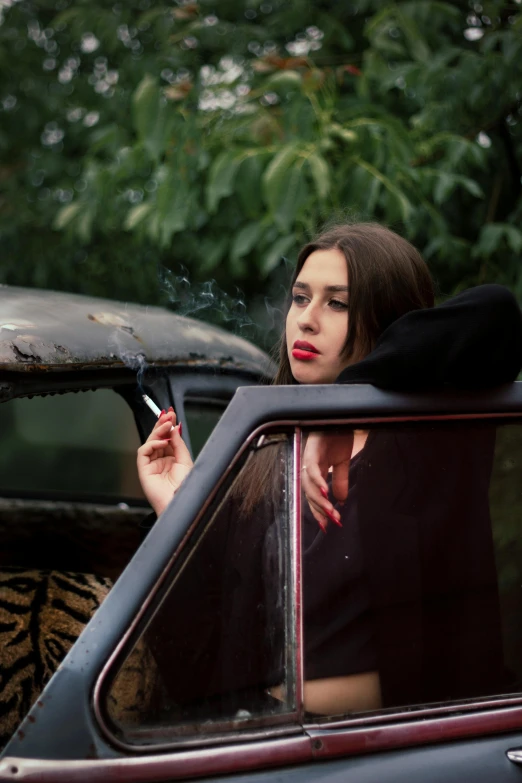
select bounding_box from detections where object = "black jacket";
[336,284,522,389]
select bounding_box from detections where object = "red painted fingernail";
[160,409,166,416]
[320,487,328,499]
[179,422,183,438]
[318,519,327,534]
[168,406,174,412]
[324,508,342,528]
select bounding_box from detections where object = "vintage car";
[1,286,522,782]
[0,285,272,574]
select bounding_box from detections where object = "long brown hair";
[273,222,434,385]
[237,222,435,514]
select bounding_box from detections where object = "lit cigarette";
[142,394,175,431]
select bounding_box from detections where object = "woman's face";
[286,248,351,384]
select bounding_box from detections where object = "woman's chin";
[291,364,331,385]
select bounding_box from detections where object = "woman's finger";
[149,409,176,436]
[169,425,194,468]
[329,433,353,503]
[303,471,342,528]
[302,459,328,491]
[331,460,351,504]
[137,438,171,466]
[152,419,176,439]
[302,463,331,514]
[308,491,342,527]
[305,495,330,533]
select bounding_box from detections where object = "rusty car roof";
[0,286,273,376]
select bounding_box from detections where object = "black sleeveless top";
[303,451,377,680]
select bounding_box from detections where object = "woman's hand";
[302,431,353,532]
[137,407,194,517]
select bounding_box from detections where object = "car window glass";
[490,423,522,695]
[103,433,296,745]
[0,390,144,501]
[184,399,227,458]
[299,422,522,720]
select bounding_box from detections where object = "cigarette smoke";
[121,350,148,390]
[109,261,289,389]
[109,330,148,389]
[159,266,259,336]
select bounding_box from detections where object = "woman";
[138,222,522,715]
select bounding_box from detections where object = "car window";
[0,389,144,502]
[184,398,227,458]
[299,422,522,720]
[99,417,522,753]
[101,432,297,746]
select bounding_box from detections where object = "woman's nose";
[297,303,319,332]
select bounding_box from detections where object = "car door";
[3,384,522,782]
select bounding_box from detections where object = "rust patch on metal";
[10,336,71,364]
[0,354,267,375]
[0,342,17,363]
[88,313,143,342]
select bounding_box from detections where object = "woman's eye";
[292,293,309,305]
[329,299,349,311]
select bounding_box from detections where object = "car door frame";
[3,383,522,782]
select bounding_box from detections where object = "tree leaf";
[132,74,159,142]
[273,158,307,233]
[206,150,242,213]
[396,8,431,62]
[307,152,330,201]
[198,236,229,274]
[77,208,95,244]
[53,202,82,231]
[505,225,522,255]
[160,188,191,247]
[262,144,301,213]
[231,222,263,261]
[155,166,191,245]
[124,203,154,231]
[423,234,446,259]
[265,70,303,91]
[433,171,456,205]
[235,152,265,218]
[352,158,413,221]
[457,176,483,200]
[262,235,295,276]
[132,75,172,161]
[365,174,381,214]
[473,224,522,259]
[88,124,120,154]
[473,224,507,258]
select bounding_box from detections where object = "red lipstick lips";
[292,340,319,361]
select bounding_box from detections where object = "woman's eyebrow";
[293,281,349,293]
[325,285,349,293]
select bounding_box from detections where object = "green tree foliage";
[1,0,522,344]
